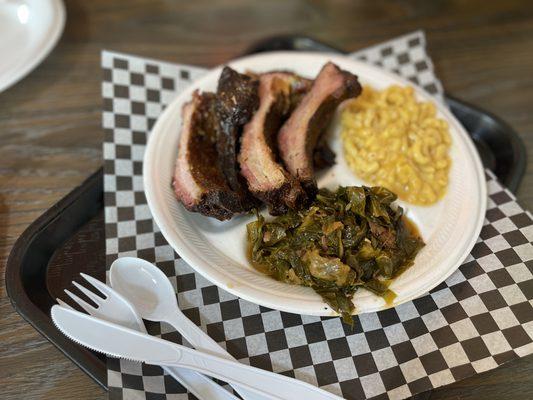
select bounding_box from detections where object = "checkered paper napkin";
[102,30,533,400]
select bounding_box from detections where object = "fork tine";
[64,289,97,313]
[80,273,111,297]
[56,298,75,310]
[72,281,104,306]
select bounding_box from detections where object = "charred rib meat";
[239,72,310,214]
[278,62,361,196]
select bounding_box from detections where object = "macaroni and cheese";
[341,85,451,205]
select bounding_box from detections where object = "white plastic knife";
[51,305,340,400]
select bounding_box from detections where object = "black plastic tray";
[5,36,527,394]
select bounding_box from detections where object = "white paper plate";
[144,52,486,317]
[0,0,65,93]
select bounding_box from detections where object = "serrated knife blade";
[51,305,180,364]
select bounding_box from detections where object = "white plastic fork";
[61,273,238,400]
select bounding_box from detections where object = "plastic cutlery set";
[52,257,339,400]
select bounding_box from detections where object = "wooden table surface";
[1,1,532,399]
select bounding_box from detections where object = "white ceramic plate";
[144,52,487,316]
[0,0,65,92]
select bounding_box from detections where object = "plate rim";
[143,51,487,316]
[0,0,66,93]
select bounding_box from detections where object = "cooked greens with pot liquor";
[246,186,425,324]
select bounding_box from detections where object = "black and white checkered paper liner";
[102,31,533,400]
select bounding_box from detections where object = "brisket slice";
[239,72,310,214]
[173,91,252,221]
[278,62,362,196]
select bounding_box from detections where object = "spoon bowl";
[109,257,179,322]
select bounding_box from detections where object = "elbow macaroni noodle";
[341,85,452,205]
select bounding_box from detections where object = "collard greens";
[247,186,425,324]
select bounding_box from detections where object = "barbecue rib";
[215,67,260,195]
[173,91,255,220]
[173,67,261,220]
[278,62,362,196]
[174,63,360,221]
[239,72,310,214]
